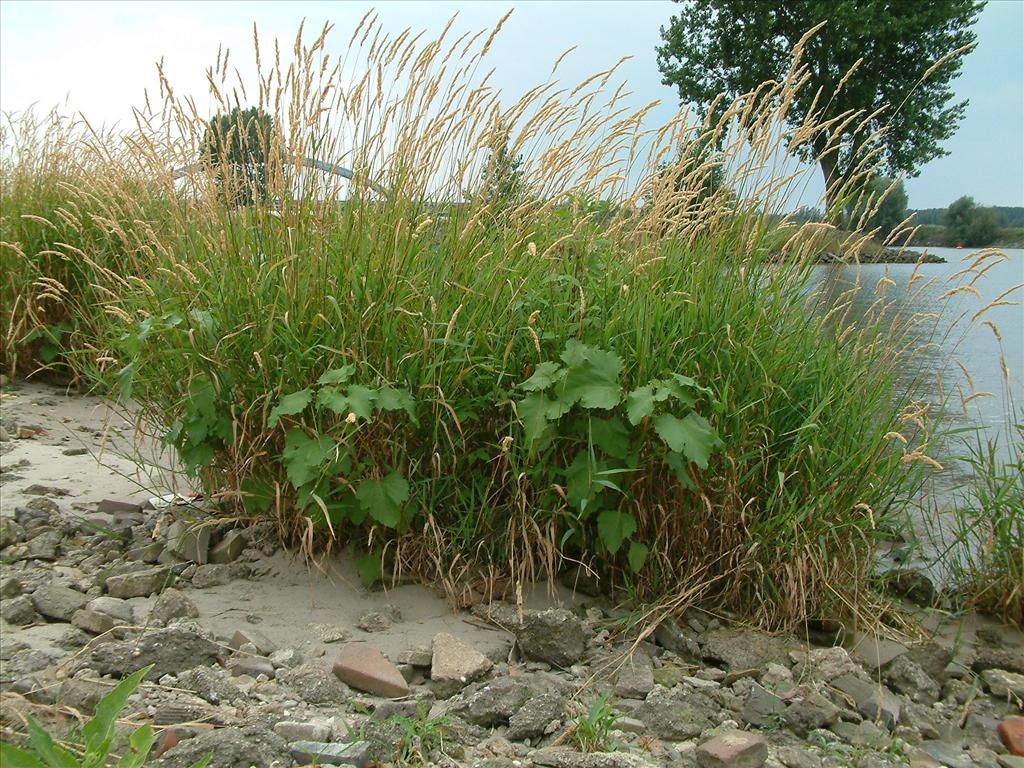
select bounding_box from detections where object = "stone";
[884,655,940,704]
[635,686,714,740]
[982,669,1024,700]
[884,568,936,605]
[654,619,701,660]
[269,648,304,669]
[332,643,409,697]
[358,604,401,632]
[907,643,954,684]
[614,651,655,699]
[57,677,116,714]
[514,608,586,667]
[174,665,242,705]
[776,746,823,768]
[832,674,901,730]
[229,628,277,656]
[26,530,61,560]
[164,520,212,564]
[431,632,492,692]
[398,644,433,667]
[274,721,332,742]
[785,690,840,736]
[3,648,57,677]
[288,740,372,767]
[997,757,1024,768]
[105,566,174,598]
[975,648,1024,675]
[793,646,866,683]
[71,608,117,635]
[210,529,247,564]
[999,716,1024,756]
[740,683,786,727]
[850,635,909,673]
[507,690,566,740]
[653,664,688,688]
[278,662,352,705]
[191,563,246,588]
[150,588,198,624]
[919,741,973,768]
[227,655,276,678]
[154,724,288,768]
[465,677,534,726]
[696,729,767,768]
[831,720,890,749]
[530,748,660,768]
[90,622,221,681]
[86,596,134,623]
[96,499,143,516]
[1,517,24,548]
[1,594,37,624]
[31,583,89,620]
[702,627,791,672]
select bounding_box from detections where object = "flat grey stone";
[288,740,371,767]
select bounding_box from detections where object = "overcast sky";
[1,0,1021,210]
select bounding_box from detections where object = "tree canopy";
[943,195,1000,245]
[203,107,276,207]
[656,0,984,213]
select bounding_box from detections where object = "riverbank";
[2,380,1023,767]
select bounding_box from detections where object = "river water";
[809,247,1023,572]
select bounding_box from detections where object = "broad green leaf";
[375,386,416,420]
[355,550,383,585]
[627,541,649,573]
[654,377,696,407]
[518,393,556,444]
[558,342,623,410]
[281,430,336,488]
[114,724,156,768]
[597,509,636,555]
[590,416,631,459]
[317,365,356,386]
[0,743,45,768]
[566,451,600,510]
[240,477,274,515]
[186,756,213,768]
[268,388,312,427]
[82,665,152,760]
[356,471,409,528]
[654,413,721,469]
[665,451,697,491]
[344,385,378,420]
[26,714,78,768]
[520,361,563,392]
[315,386,349,414]
[625,385,655,425]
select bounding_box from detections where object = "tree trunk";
[819,152,839,216]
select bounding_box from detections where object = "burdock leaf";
[268,388,312,426]
[519,393,556,444]
[317,365,356,386]
[625,385,655,425]
[627,541,649,573]
[356,471,409,528]
[520,361,563,391]
[281,430,335,488]
[654,412,721,469]
[597,509,636,555]
[344,385,378,420]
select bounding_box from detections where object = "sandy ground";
[0,380,583,663]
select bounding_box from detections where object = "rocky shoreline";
[2,383,1022,768]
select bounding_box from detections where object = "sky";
[1,0,1021,210]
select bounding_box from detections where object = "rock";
[702,628,791,672]
[0,517,24,548]
[506,690,566,740]
[274,720,332,742]
[288,740,372,767]
[174,665,243,705]
[398,645,433,668]
[999,716,1024,756]
[907,643,954,684]
[26,530,62,560]
[793,646,865,683]
[358,604,401,632]
[1,594,37,625]
[611,716,646,735]
[982,669,1024,700]
[71,608,118,635]
[90,623,221,681]
[150,588,198,624]
[155,724,288,768]
[831,720,890,749]
[164,520,212,564]
[331,643,409,697]
[105,565,174,598]
[997,756,1024,768]
[430,632,492,693]
[191,563,247,588]
[919,741,974,768]
[784,689,840,736]
[57,677,116,714]
[465,677,534,726]
[86,596,134,624]
[884,568,936,605]
[278,662,353,705]
[653,665,688,688]
[614,651,655,699]
[654,619,701,660]
[884,655,940,703]
[2,648,57,677]
[635,686,714,740]
[832,674,901,730]
[227,656,276,679]
[31,583,89,620]
[741,684,786,727]
[514,608,586,667]
[269,648,304,669]
[55,626,93,651]
[696,729,767,768]
[229,628,276,656]
[776,746,823,768]
[974,648,1024,675]
[531,748,660,768]
[850,635,909,673]
[210,529,247,564]
[96,499,143,516]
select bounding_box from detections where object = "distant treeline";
[910,206,1024,228]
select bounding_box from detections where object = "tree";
[656,1,984,214]
[847,176,908,239]
[943,195,999,245]
[478,120,527,212]
[203,107,276,207]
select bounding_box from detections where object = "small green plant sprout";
[570,692,617,752]
[0,664,211,768]
[388,701,451,766]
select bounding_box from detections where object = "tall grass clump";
[3,17,945,628]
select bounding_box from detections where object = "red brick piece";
[332,642,410,698]
[696,729,767,768]
[999,716,1024,756]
